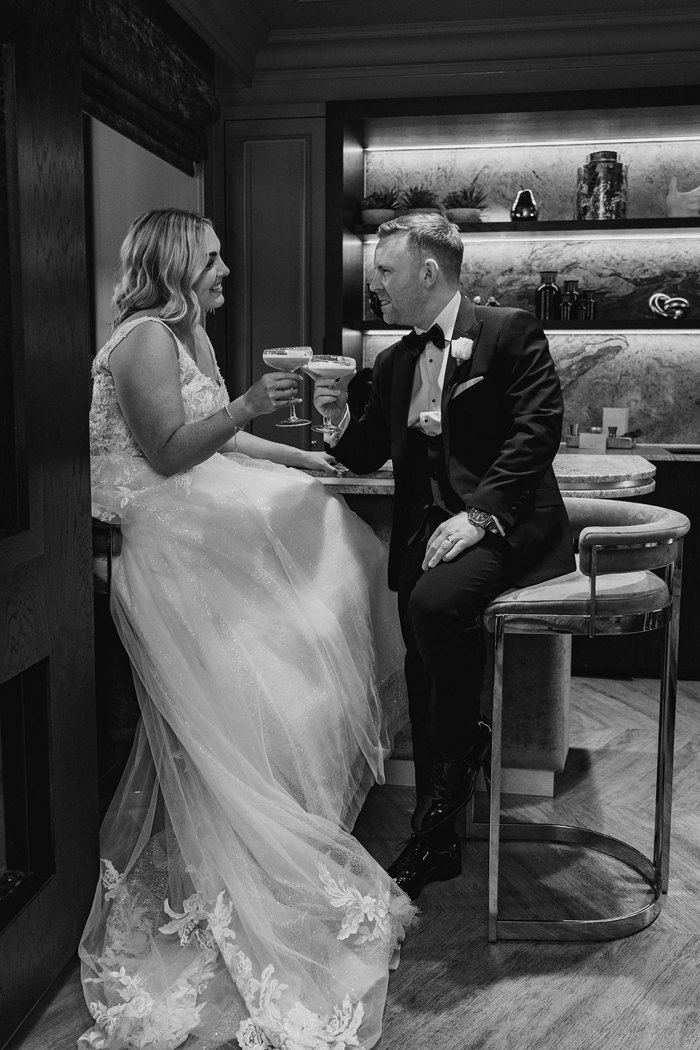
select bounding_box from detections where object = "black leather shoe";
[386,833,461,900]
[411,720,492,835]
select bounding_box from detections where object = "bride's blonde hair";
[112,208,214,328]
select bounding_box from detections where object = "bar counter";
[313,445,661,499]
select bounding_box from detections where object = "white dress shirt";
[330,291,463,444]
[407,291,462,436]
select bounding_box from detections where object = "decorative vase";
[360,208,395,225]
[576,150,627,221]
[534,271,561,320]
[445,207,482,224]
[666,176,700,217]
[511,189,538,221]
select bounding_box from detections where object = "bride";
[79,208,415,1050]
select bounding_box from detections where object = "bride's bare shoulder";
[109,315,181,373]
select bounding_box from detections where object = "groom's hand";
[422,512,485,570]
[313,382,348,427]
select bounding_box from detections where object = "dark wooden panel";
[0,44,43,571]
[324,116,364,358]
[0,45,22,541]
[0,0,98,1042]
[224,117,326,449]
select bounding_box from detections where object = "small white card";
[579,431,607,451]
[602,407,630,438]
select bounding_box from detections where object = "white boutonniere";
[450,337,474,361]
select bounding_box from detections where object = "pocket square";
[451,376,485,399]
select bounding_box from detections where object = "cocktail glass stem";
[285,379,304,425]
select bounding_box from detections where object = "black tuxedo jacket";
[334,297,575,590]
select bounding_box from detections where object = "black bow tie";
[402,324,446,356]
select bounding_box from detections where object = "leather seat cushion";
[483,564,669,627]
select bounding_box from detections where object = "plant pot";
[446,207,483,224]
[407,206,442,214]
[360,208,395,225]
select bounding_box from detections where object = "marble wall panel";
[550,331,700,443]
[361,331,700,445]
[362,235,699,322]
[366,140,700,220]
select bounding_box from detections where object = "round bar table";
[552,451,655,498]
[311,450,656,501]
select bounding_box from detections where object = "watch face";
[468,509,492,528]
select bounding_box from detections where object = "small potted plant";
[399,185,442,213]
[360,186,400,225]
[443,180,488,223]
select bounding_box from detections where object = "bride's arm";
[110,321,300,476]
[220,431,345,475]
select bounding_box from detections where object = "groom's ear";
[422,257,439,286]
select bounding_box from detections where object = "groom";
[314,213,574,899]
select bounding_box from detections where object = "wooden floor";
[8,676,700,1050]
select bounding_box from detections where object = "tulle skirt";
[79,452,415,1050]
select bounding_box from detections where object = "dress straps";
[100,316,183,371]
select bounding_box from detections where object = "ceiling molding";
[166,0,269,83]
[265,8,700,43]
[166,4,700,89]
[256,9,700,71]
[252,49,700,86]
[218,48,700,112]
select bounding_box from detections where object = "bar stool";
[92,512,123,594]
[92,512,135,812]
[476,496,690,942]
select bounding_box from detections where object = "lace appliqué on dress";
[79,862,217,1050]
[90,318,228,514]
[316,861,391,945]
[83,858,414,1050]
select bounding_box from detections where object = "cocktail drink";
[262,346,313,427]
[304,355,357,437]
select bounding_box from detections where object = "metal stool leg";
[482,613,678,942]
[488,616,505,942]
[654,553,682,892]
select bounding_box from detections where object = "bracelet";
[223,402,242,450]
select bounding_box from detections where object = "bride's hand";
[243,372,302,416]
[296,451,347,476]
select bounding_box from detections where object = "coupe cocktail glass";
[304,355,357,438]
[262,346,313,427]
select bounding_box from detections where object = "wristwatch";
[466,506,496,533]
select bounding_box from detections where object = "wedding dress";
[79,317,415,1050]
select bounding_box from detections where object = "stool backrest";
[563,498,690,577]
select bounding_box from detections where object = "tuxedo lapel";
[391,341,418,472]
[443,297,483,462]
[443,296,483,402]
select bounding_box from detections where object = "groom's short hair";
[377,213,463,284]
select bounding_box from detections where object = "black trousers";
[397,508,513,799]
